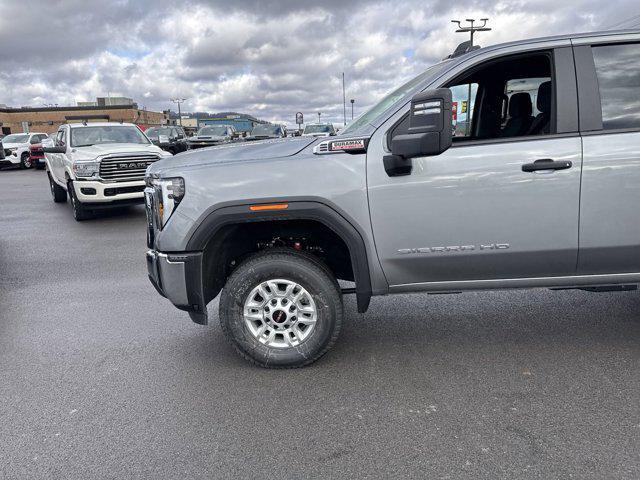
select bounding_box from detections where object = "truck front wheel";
[219,249,343,368]
[48,173,67,203]
[68,181,93,221]
[20,152,32,169]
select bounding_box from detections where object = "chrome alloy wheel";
[243,279,318,348]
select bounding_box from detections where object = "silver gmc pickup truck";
[145,29,640,368]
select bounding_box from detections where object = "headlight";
[73,161,100,178]
[148,177,185,227]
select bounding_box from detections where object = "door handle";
[522,159,572,172]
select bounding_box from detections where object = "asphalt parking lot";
[1,168,639,479]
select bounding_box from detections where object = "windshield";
[251,125,280,136]
[145,127,172,138]
[2,134,29,144]
[70,125,150,147]
[304,124,333,134]
[198,126,228,136]
[341,62,449,135]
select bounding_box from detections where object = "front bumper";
[0,152,20,165]
[73,179,146,204]
[146,249,208,324]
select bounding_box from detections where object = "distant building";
[76,97,136,108]
[0,104,168,135]
[197,113,266,134]
[97,96,135,107]
[178,117,198,129]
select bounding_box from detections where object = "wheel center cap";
[272,310,287,323]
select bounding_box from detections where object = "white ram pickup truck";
[44,122,172,221]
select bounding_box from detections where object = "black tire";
[48,172,67,203]
[20,152,32,169]
[68,181,93,221]
[35,163,45,170]
[219,248,343,368]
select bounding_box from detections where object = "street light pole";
[350,99,355,120]
[170,98,187,126]
[451,18,490,136]
[318,112,321,123]
[342,72,347,126]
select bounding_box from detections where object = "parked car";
[186,125,237,149]
[301,123,336,137]
[1,132,49,169]
[44,122,172,221]
[246,124,287,141]
[145,126,188,155]
[29,133,54,170]
[145,29,640,368]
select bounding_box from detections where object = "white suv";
[44,122,172,221]
[1,132,49,169]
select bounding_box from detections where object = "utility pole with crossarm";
[170,98,187,127]
[451,18,491,48]
[451,18,491,135]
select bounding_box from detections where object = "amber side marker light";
[249,203,289,212]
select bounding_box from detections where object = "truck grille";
[99,154,160,182]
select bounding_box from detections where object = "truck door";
[367,47,583,287]
[573,40,640,274]
[52,128,67,182]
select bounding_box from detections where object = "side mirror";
[43,146,66,154]
[384,88,453,176]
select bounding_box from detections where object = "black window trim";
[575,40,640,136]
[385,47,579,149]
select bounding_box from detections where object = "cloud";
[0,0,636,125]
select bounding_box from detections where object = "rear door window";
[592,43,640,130]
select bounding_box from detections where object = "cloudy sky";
[0,0,637,125]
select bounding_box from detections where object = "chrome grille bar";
[99,154,160,182]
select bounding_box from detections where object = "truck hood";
[73,143,166,158]
[189,135,226,141]
[148,137,317,176]
[2,142,28,149]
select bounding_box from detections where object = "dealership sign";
[296,112,303,125]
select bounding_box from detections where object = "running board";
[389,273,640,294]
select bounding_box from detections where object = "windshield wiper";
[74,143,95,147]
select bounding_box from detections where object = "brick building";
[0,105,169,135]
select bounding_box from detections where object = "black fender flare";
[186,199,372,313]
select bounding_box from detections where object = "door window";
[447,54,553,141]
[389,53,554,145]
[450,83,478,138]
[592,43,640,130]
[56,130,66,147]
